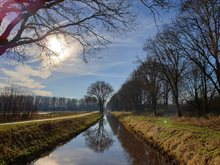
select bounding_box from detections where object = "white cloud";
[34,90,52,96]
[52,55,131,79]
[2,67,47,89]
[15,65,51,79]
[0,64,53,96]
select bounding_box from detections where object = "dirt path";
[0,111,99,126]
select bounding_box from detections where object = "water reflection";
[107,114,164,165]
[83,118,114,153]
[32,115,166,165]
[34,156,59,165]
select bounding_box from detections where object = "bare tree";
[0,84,36,120]
[144,29,188,117]
[139,0,175,25]
[108,82,132,111]
[107,93,121,111]
[0,0,133,61]
[108,0,219,116]
[184,61,216,115]
[137,58,162,115]
[174,0,220,94]
[112,78,144,112]
[87,81,113,113]
[122,77,145,112]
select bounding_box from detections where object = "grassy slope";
[112,112,220,165]
[0,112,102,165]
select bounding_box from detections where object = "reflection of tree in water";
[107,114,164,165]
[83,118,114,153]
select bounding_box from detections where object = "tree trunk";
[173,94,181,117]
[176,101,181,117]
[99,102,104,114]
[152,98,157,116]
[216,58,220,95]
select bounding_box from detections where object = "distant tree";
[87,81,114,113]
[34,96,41,111]
[58,97,66,110]
[121,75,145,112]
[51,97,57,110]
[107,93,121,111]
[84,95,97,104]
[0,84,36,119]
[137,58,162,115]
[184,61,216,115]
[107,73,146,113]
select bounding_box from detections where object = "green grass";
[112,112,220,165]
[0,112,102,165]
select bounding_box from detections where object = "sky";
[0,2,177,99]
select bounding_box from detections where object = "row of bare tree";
[35,95,98,112]
[108,0,220,116]
[0,84,99,120]
[0,85,36,119]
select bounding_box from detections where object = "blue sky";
[0,3,177,99]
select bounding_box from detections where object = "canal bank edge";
[0,112,102,165]
[111,112,220,165]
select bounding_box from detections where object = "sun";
[48,37,65,55]
[46,36,70,65]
[44,35,82,66]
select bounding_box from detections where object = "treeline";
[0,85,98,119]
[108,0,220,116]
[35,96,98,112]
[0,85,37,117]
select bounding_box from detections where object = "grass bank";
[111,112,220,165]
[0,112,102,165]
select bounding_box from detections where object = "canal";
[32,114,165,165]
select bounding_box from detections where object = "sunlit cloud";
[15,65,50,79]
[52,56,130,79]
[42,35,83,67]
[0,64,52,96]
[2,68,46,89]
[34,90,52,96]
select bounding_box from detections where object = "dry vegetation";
[0,112,102,165]
[112,112,220,165]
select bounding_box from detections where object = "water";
[32,114,165,165]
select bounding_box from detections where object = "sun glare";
[49,38,63,54]
[47,36,70,65]
[44,35,82,67]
